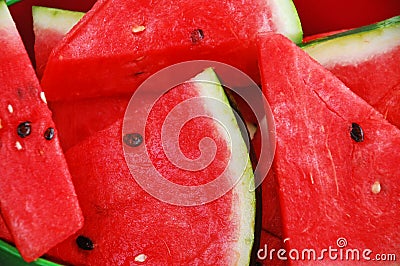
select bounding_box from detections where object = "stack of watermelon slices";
[1,0,400,265]
[2,0,302,265]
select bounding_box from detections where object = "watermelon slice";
[46,68,256,265]
[40,0,302,101]
[33,6,84,79]
[302,16,400,128]
[258,32,400,263]
[0,2,83,262]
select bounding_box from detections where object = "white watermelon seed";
[40,92,47,104]
[7,104,13,114]
[371,181,381,194]
[283,238,290,243]
[134,254,147,262]
[15,141,22,150]
[0,119,2,129]
[132,25,146,33]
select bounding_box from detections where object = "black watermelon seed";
[190,29,204,44]
[350,123,364,142]
[76,235,94,250]
[134,71,145,76]
[17,122,31,138]
[44,127,55,140]
[123,133,143,147]
[17,88,23,98]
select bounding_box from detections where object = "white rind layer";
[269,0,303,44]
[0,1,15,30]
[192,68,255,266]
[304,25,400,67]
[32,6,84,35]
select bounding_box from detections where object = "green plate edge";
[300,15,400,48]
[0,240,61,266]
[6,0,21,6]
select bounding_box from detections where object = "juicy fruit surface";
[33,6,84,79]
[49,96,129,151]
[48,121,252,265]
[259,33,400,262]
[257,231,287,266]
[327,47,400,128]
[261,169,283,239]
[303,17,400,128]
[47,70,255,265]
[32,6,128,151]
[0,1,82,262]
[48,122,232,265]
[41,0,302,101]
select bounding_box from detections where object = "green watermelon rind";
[300,15,400,47]
[0,240,60,266]
[32,6,85,34]
[300,16,400,67]
[192,68,256,265]
[269,0,303,44]
[300,15,400,66]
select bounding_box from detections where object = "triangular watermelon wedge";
[258,33,400,263]
[0,2,82,262]
[40,0,302,101]
[302,16,400,129]
[46,68,256,265]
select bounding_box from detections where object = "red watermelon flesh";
[32,7,130,151]
[47,69,255,265]
[303,16,400,128]
[261,169,284,239]
[0,213,12,243]
[33,6,84,79]
[252,129,284,239]
[257,230,287,266]
[0,2,82,262]
[327,47,400,128]
[49,96,129,151]
[40,0,302,101]
[301,29,350,43]
[259,32,400,263]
